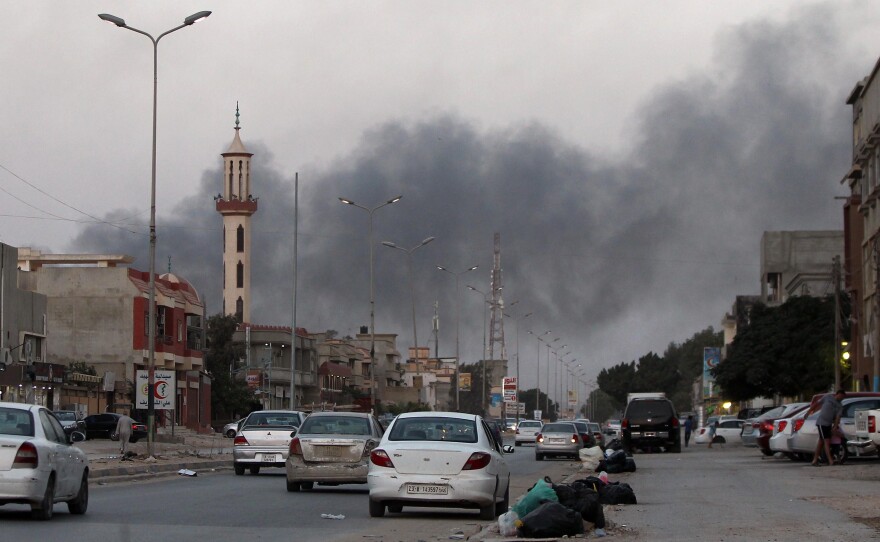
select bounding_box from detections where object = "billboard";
[135,369,175,410]
[567,389,577,407]
[503,376,518,404]
[459,372,471,392]
[703,347,721,399]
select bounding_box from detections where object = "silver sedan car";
[0,402,89,520]
[286,412,383,491]
[233,410,305,475]
[535,422,581,460]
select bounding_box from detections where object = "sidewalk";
[78,431,234,482]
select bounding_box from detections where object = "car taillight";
[463,452,491,470]
[233,435,250,446]
[778,420,788,432]
[870,415,877,434]
[536,433,543,443]
[699,428,706,435]
[672,417,680,428]
[12,442,38,469]
[621,419,629,429]
[289,437,302,456]
[793,419,804,432]
[760,421,773,434]
[370,449,395,468]
[571,434,579,444]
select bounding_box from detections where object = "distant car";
[367,411,513,519]
[504,418,518,431]
[233,410,306,475]
[535,422,582,460]
[694,418,744,444]
[603,419,621,439]
[515,419,543,446]
[286,412,383,491]
[223,418,245,438]
[572,421,594,448]
[0,401,89,520]
[53,410,86,435]
[83,413,147,443]
[622,397,681,453]
[486,420,504,445]
[587,422,605,448]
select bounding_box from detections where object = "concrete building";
[760,231,843,303]
[215,105,258,323]
[15,248,212,432]
[842,58,880,391]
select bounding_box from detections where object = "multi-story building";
[15,248,212,432]
[760,231,843,303]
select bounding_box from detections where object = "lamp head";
[98,13,126,27]
[184,11,212,25]
[338,197,355,205]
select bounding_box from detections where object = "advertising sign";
[459,372,471,392]
[503,376,518,404]
[533,409,542,420]
[703,347,721,399]
[567,389,577,407]
[135,369,175,410]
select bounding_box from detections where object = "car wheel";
[109,432,119,442]
[249,466,260,475]
[67,473,89,515]
[369,499,385,518]
[301,482,314,491]
[286,480,300,492]
[479,502,496,520]
[234,464,245,476]
[535,452,543,461]
[226,429,236,438]
[495,484,510,516]
[387,505,403,513]
[31,475,54,521]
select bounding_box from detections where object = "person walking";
[812,389,846,466]
[707,419,719,449]
[684,415,694,447]
[115,412,135,457]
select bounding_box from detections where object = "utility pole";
[833,255,841,391]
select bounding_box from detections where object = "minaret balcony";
[216,198,258,215]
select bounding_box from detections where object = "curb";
[89,458,231,481]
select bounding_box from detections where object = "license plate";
[645,432,656,437]
[318,446,344,458]
[406,484,448,495]
[260,454,278,463]
[549,438,564,443]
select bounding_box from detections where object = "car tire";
[31,475,54,521]
[249,466,260,475]
[369,499,385,518]
[387,505,403,513]
[234,464,245,476]
[535,452,543,461]
[286,480,300,492]
[479,502,496,520]
[226,429,236,438]
[495,484,510,516]
[301,482,314,491]
[67,473,88,515]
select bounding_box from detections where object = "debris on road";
[177,469,198,476]
[320,513,345,520]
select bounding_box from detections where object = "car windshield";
[388,417,477,443]
[519,421,541,428]
[626,400,673,417]
[0,408,34,437]
[588,423,601,432]
[542,423,576,433]
[573,422,588,432]
[243,413,301,428]
[55,411,76,421]
[300,415,371,435]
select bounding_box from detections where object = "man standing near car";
[116,412,135,457]
[812,389,846,466]
[684,415,694,447]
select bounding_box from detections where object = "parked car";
[754,403,810,455]
[572,421,595,448]
[622,397,681,453]
[788,397,880,463]
[233,410,306,475]
[286,412,383,491]
[514,419,542,446]
[0,402,89,520]
[53,410,86,435]
[768,407,811,458]
[694,418,744,444]
[367,411,513,519]
[536,421,582,460]
[82,413,147,442]
[222,417,245,438]
[603,419,621,438]
[587,422,605,448]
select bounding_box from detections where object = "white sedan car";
[367,411,513,520]
[694,418,744,444]
[0,402,89,520]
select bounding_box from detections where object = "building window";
[237,261,244,288]
[235,297,243,319]
[237,225,244,253]
[223,226,226,254]
[178,321,183,343]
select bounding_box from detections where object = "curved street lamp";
[437,264,478,410]
[382,236,435,400]
[339,195,402,413]
[98,10,211,458]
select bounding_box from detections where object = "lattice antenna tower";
[488,232,507,361]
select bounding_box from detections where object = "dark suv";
[622,397,681,453]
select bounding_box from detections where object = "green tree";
[713,296,836,401]
[204,313,253,421]
[596,361,636,405]
[451,362,495,415]
[519,387,557,421]
[662,327,723,411]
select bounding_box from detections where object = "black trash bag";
[607,449,627,465]
[599,482,637,505]
[595,459,607,472]
[624,456,637,472]
[550,482,605,529]
[518,501,585,538]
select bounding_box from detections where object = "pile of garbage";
[498,472,638,538]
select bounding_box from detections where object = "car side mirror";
[502,444,514,454]
[289,428,298,437]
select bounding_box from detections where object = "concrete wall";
[760,231,843,302]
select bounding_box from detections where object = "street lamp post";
[529,330,550,419]
[339,196,403,414]
[382,237,435,402]
[467,285,491,416]
[437,265,478,410]
[99,10,211,458]
[505,306,530,427]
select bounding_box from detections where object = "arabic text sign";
[135,370,176,410]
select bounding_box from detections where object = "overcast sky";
[2,2,877,398]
